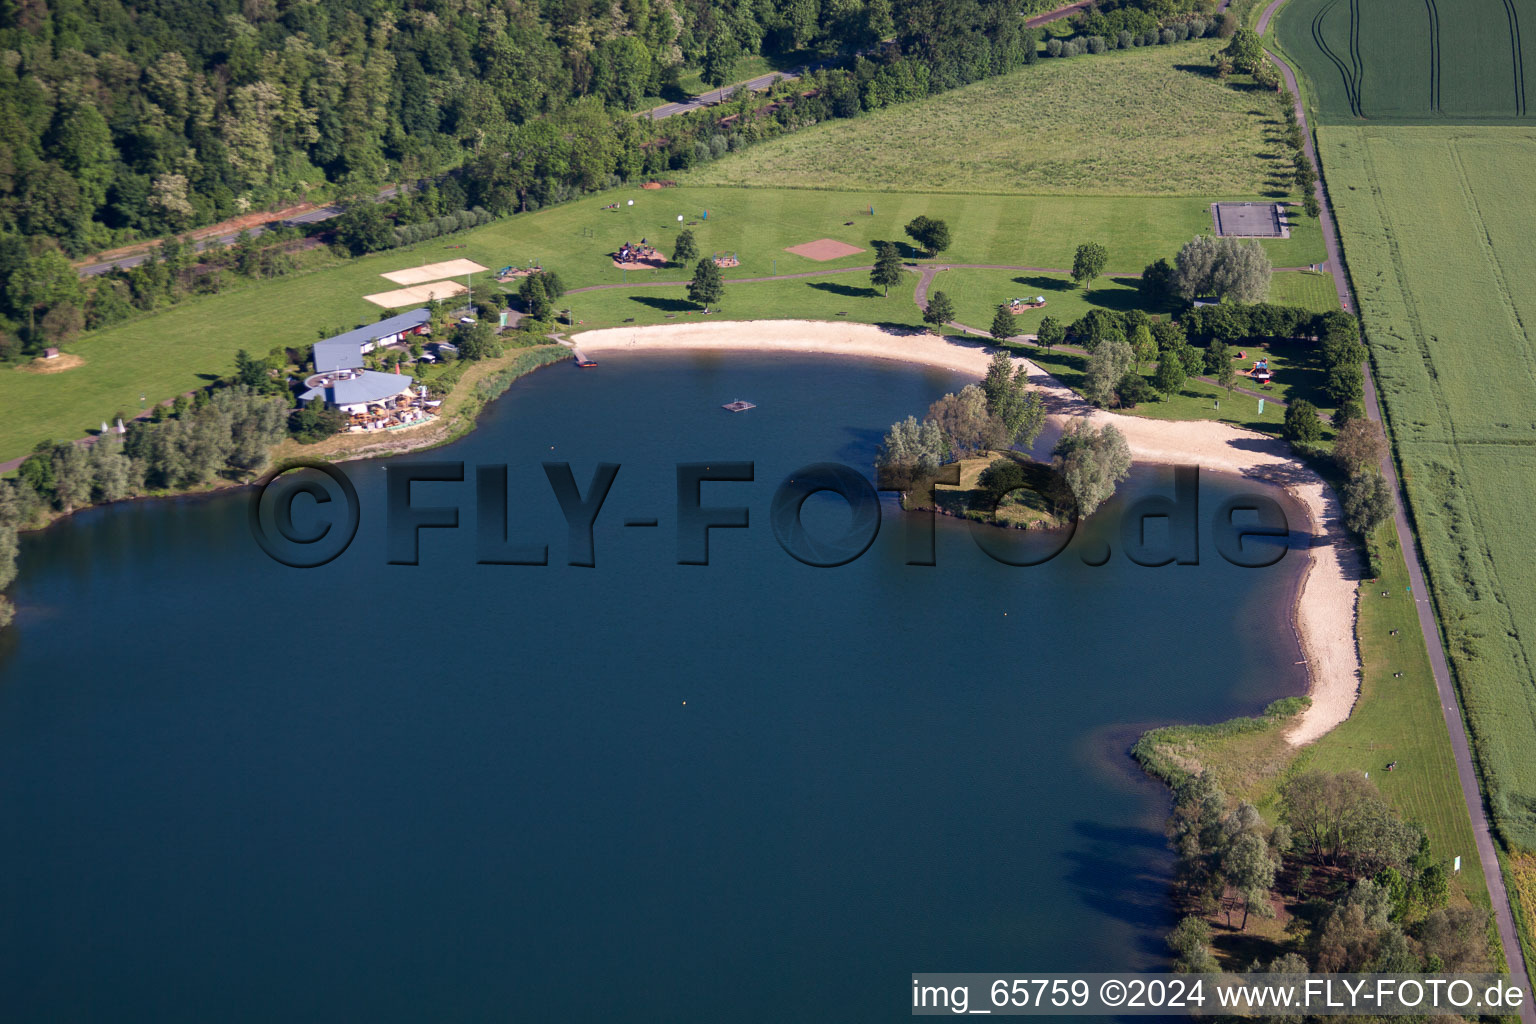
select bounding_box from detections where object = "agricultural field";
[685,40,1298,197]
[0,186,1325,462]
[1318,125,1536,876]
[1275,0,1536,123]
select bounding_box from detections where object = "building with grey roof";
[301,308,428,413]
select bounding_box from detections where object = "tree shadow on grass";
[1085,282,1151,313]
[1174,62,1219,78]
[630,295,696,313]
[1014,275,1074,291]
[808,281,881,299]
[870,238,924,261]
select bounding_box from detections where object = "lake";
[0,351,1306,1021]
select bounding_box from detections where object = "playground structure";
[495,263,540,283]
[712,252,740,268]
[1239,356,1274,384]
[1007,296,1047,313]
[613,241,666,269]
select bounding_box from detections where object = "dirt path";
[1259,0,1535,1009]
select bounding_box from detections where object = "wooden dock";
[571,347,597,368]
[722,400,756,412]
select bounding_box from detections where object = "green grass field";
[685,40,1300,196]
[1320,126,1536,876]
[1266,268,1341,311]
[0,185,1325,463]
[1276,0,1536,123]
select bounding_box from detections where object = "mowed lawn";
[1266,269,1340,312]
[1320,126,1536,938]
[685,40,1296,196]
[0,186,1324,462]
[1276,0,1536,123]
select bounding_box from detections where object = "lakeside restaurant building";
[300,308,430,416]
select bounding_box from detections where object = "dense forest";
[0,0,1043,251]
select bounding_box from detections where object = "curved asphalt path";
[1258,0,1534,1007]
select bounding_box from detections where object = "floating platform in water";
[571,347,597,368]
[722,400,756,412]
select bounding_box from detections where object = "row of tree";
[1164,769,1485,975]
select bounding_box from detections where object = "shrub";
[1087,35,1106,53]
[1284,398,1324,444]
[1117,30,1134,48]
[1189,18,1208,37]
[1046,38,1064,57]
[1160,28,1177,44]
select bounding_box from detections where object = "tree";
[1155,352,1188,396]
[1334,417,1386,475]
[673,229,699,265]
[871,242,904,296]
[927,384,1006,457]
[1220,27,1266,73]
[1140,258,1178,306]
[1174,235,1271,303]
[981,351,1046,449]
[1117,371,1154,408]
[688,258,724,312]
[923,290,955,334]
[1052,420,1131,518]
[519,272,560,319]
[1327,362,1365,406]
[1130,323,1157,371]
[977,458,1028,504]
[1214,346,1238,394]
[1343,471,1394,536]
[990,304,1017,342]
[1223,831,1278,930]
[1284,398,1323,444]
[699,30,740,102]
[1036,316,1065,351]
[1084,339,1134,407]
[1166,917,1219,974]
[875,415,947,482]
[335,202,392,256]
[904,216,951,258]
[1071,242,1108,288]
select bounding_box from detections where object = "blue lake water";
[0,352,1306,1021]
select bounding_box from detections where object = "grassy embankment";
[1,38,1323,464]
[684,39,1297,197]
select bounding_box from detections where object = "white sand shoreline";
[572,319,1360,745]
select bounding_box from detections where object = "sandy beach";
[572,319,1360,745]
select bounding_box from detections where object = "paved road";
[639,64,821,121]
[76,185,403,278]
[1259,0,1535,1009]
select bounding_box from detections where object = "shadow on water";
[1067,820,1176,962]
